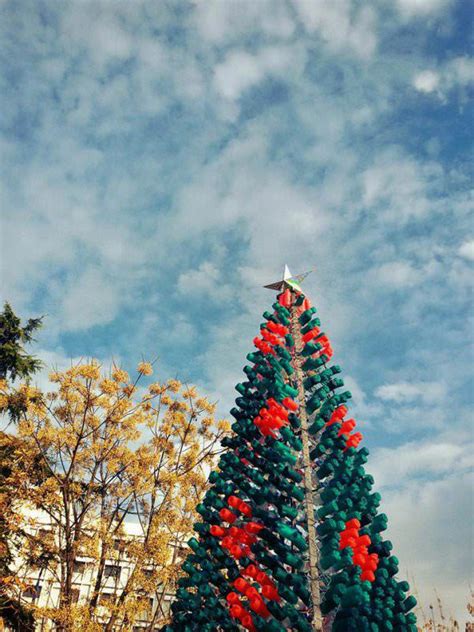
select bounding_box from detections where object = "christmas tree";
[165,267,417,631]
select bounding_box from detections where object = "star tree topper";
[264,265,312,291]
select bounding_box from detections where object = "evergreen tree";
[0,302,42,631]
[166,270,417,631]
[0,301,43,382]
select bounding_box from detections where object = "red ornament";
[210,525,226,537]
[358,534,371,547]
[244,564,258,578]
[219,508,237,523]
[327,405,348,426]
[230,544,244,559]
[360,570,376,582]
[249,596,270,618]
[241,614,256,631]
[227,495,241,509]
[262,584,280,601]
[302,326,321,342]
[230,604,244,619]
[221,536,233,549]
[233,577,250,593]
[339,519,379,581]
[278,289,292,307]
[338,418,356,436]
[226,592,241,605]
[282,397,298,411]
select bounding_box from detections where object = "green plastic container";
[298,306,317,325]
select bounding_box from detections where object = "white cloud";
[382,404,449,434]
[61,8,134,69]
[370,439,471,487]
[413,69,440,93]
[342,375,382,425]
[193,0,295,43]
[214,51,267,101]
[458,239,474,261]
[60,268,122,331]
[374,380,447,404]
[396,0,452,18]
[291,0,378,59]
[376,261,423,288]
[413,57,474,98]
[167,128,330,277]
[167,315,196,345]
[362,148,442,222]
[379,472,473,626]
[447,56,474,87]
[368,434,473,624]
[177,261,233,301]
[213,46,301,102]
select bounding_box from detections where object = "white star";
[264,265,312,291]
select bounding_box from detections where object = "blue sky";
[1,0,473,624]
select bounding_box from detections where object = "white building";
[8,510,178,632]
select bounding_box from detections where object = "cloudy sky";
[1,0,473,624]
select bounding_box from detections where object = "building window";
[99,593,114,607]
[161,598,171,617]
[154,596,172,620]
[37,528,50,538]
[104,564,121,580]
[23,585,42,601]
[71,588,80,604]
[137,597,154,622]
[113,538,125,552]
[73,560,86,574]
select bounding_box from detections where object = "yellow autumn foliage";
[0,360,229,632]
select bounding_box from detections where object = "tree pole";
[289,301,323,632]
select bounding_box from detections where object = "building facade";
[6,510,177,632]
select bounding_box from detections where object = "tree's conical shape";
[165,286,417,631]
